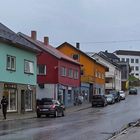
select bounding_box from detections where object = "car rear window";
[37,98,53,105]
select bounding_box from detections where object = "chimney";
[31,31,37,40]
[44,36,49,45]
[76,42,80,49]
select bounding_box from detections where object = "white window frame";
[24,60,34,74]
[68,68,73,78]
[60,66,67,76]
[7,89,17,112]
[37,64,46,75]
[6,55,16,71]
[74,70,79,79]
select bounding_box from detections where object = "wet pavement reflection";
[0,88,140,140]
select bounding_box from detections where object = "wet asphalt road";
[0,88,140,140]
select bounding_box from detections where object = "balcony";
[81,75,95,83]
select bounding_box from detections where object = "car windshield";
[106,95,113,98]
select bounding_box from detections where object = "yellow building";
[57,42,108,102]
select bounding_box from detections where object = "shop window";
[67,90,72,103]
[4,89,17,112]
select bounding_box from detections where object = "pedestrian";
[1,96,8,120]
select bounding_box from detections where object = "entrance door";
[21,90,25,114]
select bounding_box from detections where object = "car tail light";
[51,104,55,109]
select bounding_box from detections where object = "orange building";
[57,42,108,102]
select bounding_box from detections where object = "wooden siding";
[57,43,106,85]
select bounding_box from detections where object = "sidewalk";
[0,102,91,122]
[108,120,140,140]
[110,126,140,140]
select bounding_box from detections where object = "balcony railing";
[81,75,95,83]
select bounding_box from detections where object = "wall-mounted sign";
[4,83,17,89]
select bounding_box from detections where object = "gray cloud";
[1,0,140,52]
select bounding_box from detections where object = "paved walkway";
[111,126,140,140]
[0,102,91,122]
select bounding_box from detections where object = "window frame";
[74,70,79,79]
[68,68,73,78]
[60,66,67,76]
[24,60,34,74]
[37,64,46,75]
[6,55,16,71]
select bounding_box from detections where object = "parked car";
[129,88,137,95]
[91,94,107,107]
[109,90,121,102]
[119,90,126,100]
[36,98,65,118]
[105,94,115,104]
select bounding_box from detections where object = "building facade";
[20,32,81,107]
[57,42,107,102]
[114,50,140,80]
[89,52,121,92]
[0,23,39,114]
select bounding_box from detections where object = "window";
[24,60,34,74]
[72,54,80,61]
[3,89,17,112]
[37,64,46,75]
[131,66,134,70]
[74,70,79,79]
[98,72,101,78]
[135,66,139,71]
[131,59,134,63]
[121,58,125,62]
[60,67,67,76]
[6,55,16,71]
[135,59,139,63]
[126,58,129,63]
[135,73,139,76]
[68,68,73,78]
[102,73,104,79]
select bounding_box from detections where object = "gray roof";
[0,23,40,53]
[114,50,140,56]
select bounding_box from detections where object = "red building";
[19,31,81,106]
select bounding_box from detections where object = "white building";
[87,52,121,92]
[114,50,140,79]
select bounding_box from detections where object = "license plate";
[42,109,48,111]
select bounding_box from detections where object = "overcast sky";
[1,0,140,52]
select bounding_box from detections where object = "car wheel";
[46,114,49,117]
[37,114,41,118]
[54,110,58,117]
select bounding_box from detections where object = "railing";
[81,75,95,83]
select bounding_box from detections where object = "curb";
[0,104,91,122]
[107,119,140,140]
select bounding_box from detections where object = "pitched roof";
[98,51,120,68]
[114,50,140,56]
[57,42,96,61]
[18,33,81,65]
[57,42,109,69]
[0,23,40,53]
[101,51,119,60]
